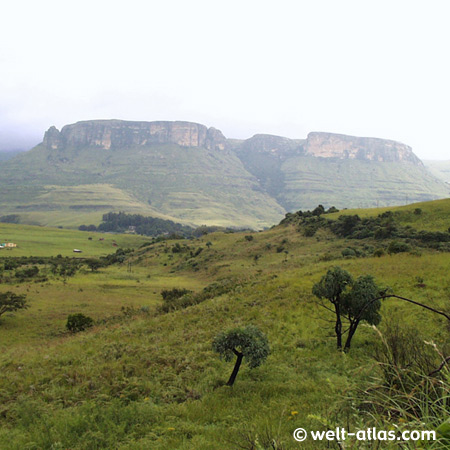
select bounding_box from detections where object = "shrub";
[342,248,357,258]
[66,313,94,332]
[387,240,411,254]
[0,292,28,319]
[244,235,254,242]
[373,248,385,257]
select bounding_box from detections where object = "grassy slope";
[0,200,449,449]
[424,160,450,183]
[0,143,285,229]
[280,156,449,210]
[327,197,450,232]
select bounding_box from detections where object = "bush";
[387,240,411,254]
[244,235,254,242]
[160,280,236,313]
[66,313,94,332]
[373,248,385,257]
[341,248,357,258]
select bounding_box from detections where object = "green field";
[0,223,150,257]
[0,200,449,449]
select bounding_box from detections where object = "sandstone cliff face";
[42,120,423,166]
[43,120,227,151]
[304,132,422,165]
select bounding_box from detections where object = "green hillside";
[0,141,285,229]
[280,156,447,210]
[0,120,448,230]
[0,200,449,449]
[327,198,450,232]
[424,160,450,183]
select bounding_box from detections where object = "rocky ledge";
[42,120,423,165]
[43,120,227,151]
[304,132,422,165]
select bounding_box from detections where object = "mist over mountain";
[0,120,448,229]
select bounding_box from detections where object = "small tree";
[341,275,383,351]
[86,259,102,272]
[0,291,28,320]
[66,313,94,332]
[312,266,353,349]
[212,325,269,386]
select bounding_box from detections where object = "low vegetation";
[0,199,448,449]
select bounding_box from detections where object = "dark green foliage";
[387,240,411,254]
[189,247,203,258]
[3,259,19,271]
[66,313,94,333]
[160,279,237,313]
[330,214,363,237]
[283,207,450,250]
[0,214,21,224]
[15,265,39,280]
[171,243,181,253]
[244,235,254,242]
[313,267,385,351]
[312,267,353,349]
[341,275,384,351]
[0,256,80,283]
[312,204,325,216]
[212,325,269,386]
[160,288,193,313]
[303,225,317,237]
[161,288,192,302]
[281,205,339,226]
[101,248,133,265]
[85,259,103,272]
[0,291,28,319]
[341,248,357,258]
[80,212,194,238]
[78,224,97,231]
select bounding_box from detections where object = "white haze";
[0,0,449,160]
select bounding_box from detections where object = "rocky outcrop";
[304,132,422,165]
[43,120,227,151]
[42,120,423,166]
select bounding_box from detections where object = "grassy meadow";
[0,223,150,257]
[0,200,449,449]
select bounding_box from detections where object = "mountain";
[0,150,24,162]
[423,160,450,183]
[0,120,448,229]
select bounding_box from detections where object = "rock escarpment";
[43,120,227,151]
[304,132,422,165]
[42,119,423,166]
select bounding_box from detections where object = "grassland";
[0,223,150,257]
[0,200,448,449]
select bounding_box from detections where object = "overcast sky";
[1,0,449,159]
